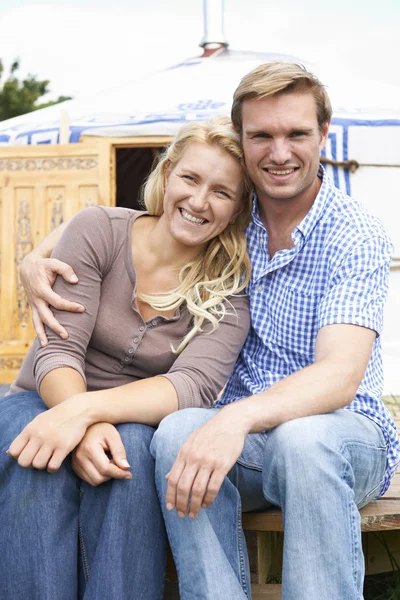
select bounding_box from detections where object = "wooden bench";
[165,419,400,600]
[164,472,400,599]
[242,470,400,599]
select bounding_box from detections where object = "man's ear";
[319,120,330,151]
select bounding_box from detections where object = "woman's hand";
[20,251,84,345]
[72,423,132,486]
[7,395,94,472]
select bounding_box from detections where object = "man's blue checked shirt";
[217,166,400,496]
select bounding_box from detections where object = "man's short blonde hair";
[231,62,332,132]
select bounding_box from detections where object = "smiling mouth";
[179,208,208,225]
[264,168,298,176]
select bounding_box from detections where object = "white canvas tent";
[0,46,399,392]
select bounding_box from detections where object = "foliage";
[383,395,400,418]
[0,59,72,121]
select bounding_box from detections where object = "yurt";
[0,0,399,390]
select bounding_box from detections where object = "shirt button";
[128,348,134,354]
[152,320,158,326]
[124,357,130,362]
[133,337,139,343]
[139,326,145,332]
[257,285,263,292]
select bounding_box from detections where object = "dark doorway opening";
[115,147,163,210]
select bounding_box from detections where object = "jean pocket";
[357,475,386,509]
[237,431,268,471]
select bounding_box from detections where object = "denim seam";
[78,487,90,585]
[349,486,359,597]
[78,521,90,584]
[236,495,251,599]
[339,440,387,505]
[339,444,370,598]
[236,458,263,471]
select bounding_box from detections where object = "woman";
[0,117,252,600]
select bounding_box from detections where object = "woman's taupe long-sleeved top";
[9,207,250,409]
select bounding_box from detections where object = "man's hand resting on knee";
[165,406,248,519]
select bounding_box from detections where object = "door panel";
[0,142,113,383]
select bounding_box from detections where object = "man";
[148,62,400,599]
[20,63,399,599]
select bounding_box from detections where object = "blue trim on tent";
[342,126,351,195]
[3,114,400,145]
[327,132,340,189]
[331,117,400,127]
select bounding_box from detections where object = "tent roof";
[1,47,400,145]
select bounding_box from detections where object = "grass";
[383,395,400,418]
[365,572,400,600]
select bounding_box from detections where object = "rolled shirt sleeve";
[318,234,393,336]
[33,206,114,390]
[162,294,250,409]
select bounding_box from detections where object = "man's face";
[241,91,329,206]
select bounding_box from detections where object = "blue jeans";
[0,391,167,600]
[150,407,388,600]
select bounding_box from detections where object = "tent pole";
[59,111,70,144]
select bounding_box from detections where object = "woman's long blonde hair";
[140,117,253,353]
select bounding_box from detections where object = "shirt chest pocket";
[266,286,321,358]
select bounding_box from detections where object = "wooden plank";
[80,135,171,148]
[243,509,283,533]
[360,500,400,531]
[243,500,400,534]
[162,583,282,600]
[252,584,282,600]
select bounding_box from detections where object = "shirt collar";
[251,165,334,241]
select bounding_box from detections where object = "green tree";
[0,59,72,122]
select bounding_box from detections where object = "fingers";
[7,430,30,461]
[47,448,69,473]
[186,467,211,519]
[43,287,84,313]
[72,429,132,487]
[166,458,186,512]
[32,307,48,346]
[201,470,225,509]
[73,453,131,486]
[165,452,227,519]
[34,299,69,340]
[32,295,84,342]
[90,447,131,481]
[50,260,79,285]
[107,428,131,470]
[34,291,85,341]
[8,431,68,473]
[72,456,112,486]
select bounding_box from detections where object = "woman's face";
[163,142,245,250]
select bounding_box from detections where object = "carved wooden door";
[0,141,113,383]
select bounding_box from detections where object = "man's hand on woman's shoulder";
[20,251,84,345]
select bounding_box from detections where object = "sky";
[1,0,400,103]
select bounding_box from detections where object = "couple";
[2,62,399,600]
